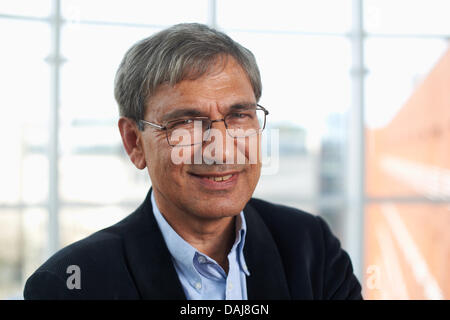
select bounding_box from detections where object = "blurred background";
[0,0,449,299]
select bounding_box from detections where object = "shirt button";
[197,255,207,263]
[227,282,233,291]
[195,282,202,290]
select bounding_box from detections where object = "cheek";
[247,163,261,185]
[144,139,181,182]
[238,135,261,164]
[169,144,200,165]
[151,151,175,174]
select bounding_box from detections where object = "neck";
[153,189,237,273]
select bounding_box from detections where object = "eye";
[230,112,249,118]
[167,119,193,130]
[229,111,256,121]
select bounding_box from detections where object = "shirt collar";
[234,208,250,276]
[150,190,250,281]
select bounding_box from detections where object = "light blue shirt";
[151,191,250,300]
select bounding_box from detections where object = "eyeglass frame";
[138,104,269,147]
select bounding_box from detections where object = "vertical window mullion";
[47,0,62,257]
[345,0,365,281]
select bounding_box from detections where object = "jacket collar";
[120,188,186,299]
[243,201,291,299]
[120,188,291,300]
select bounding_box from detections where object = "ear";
[118,117,147,170]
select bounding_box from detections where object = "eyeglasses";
[139,104,269,147]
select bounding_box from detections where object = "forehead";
[145,57,256,120]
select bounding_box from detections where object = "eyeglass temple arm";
[139,119,166,130]
[257,104,269,115]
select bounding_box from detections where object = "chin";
[190,198,248,219]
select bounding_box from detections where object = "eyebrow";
[161,108,205,122]
[227,102,257,112]
[161,102,257,122]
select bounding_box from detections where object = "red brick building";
[364,48,450,299]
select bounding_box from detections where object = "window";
[1,0,448,299]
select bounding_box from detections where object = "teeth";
[222,174,233,181]
[207,174,233,182]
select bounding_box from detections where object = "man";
[24,23,362,300]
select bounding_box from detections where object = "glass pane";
[365,38,448,130]
[365,39,450,198]
[0,20,50,205]
[0,208,48,299]
[364,0,450,35]
[60,206,132,247]
[227,32,351,130]
[217,0,352,33]
[0,0,51,17]
[229,32,351,238]
[62,0,209,25]
[61,24,158,121]
[59,153,149,204]
[60,24,154,205]
[364,203,450,299]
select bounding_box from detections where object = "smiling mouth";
[205,174,233,182]
[189,172,238,182]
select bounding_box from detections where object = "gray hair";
[114,23,262,128]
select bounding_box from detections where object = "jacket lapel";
[243,202,291,300]
[121,188,186,300]
[119,188,291,300]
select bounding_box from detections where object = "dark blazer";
[24,189,362,300]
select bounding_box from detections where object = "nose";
[203,119,234,164]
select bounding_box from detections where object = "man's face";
[141,56,261,220]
